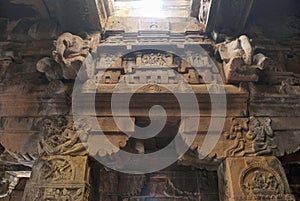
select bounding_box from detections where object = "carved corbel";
[216,35,267,84]
[52,32,92,80]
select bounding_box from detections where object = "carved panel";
[39,116,88,156]
[40,158,73,181]
[219,156,296,201]
[225,117,277,157]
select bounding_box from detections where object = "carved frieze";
[23,187,89,201]
[226,117,277,157]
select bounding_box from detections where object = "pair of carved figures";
[226,117,277,157]
[39,116,89,156]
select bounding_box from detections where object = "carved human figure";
[226,117,276,157]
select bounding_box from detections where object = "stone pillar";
[21,116,92,201]
[22,155,90,201]
[218,156,296,201]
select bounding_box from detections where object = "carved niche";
[225,117,277,157]
[216,35,268,83]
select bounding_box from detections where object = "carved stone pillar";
[22,155,90,201]
[218,156,296,201]
[22,116,91,201]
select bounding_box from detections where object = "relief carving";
[43,188,83,201]
[36,57,63,81]
[24,187,84,201]
[226,117,277,157]
[41,158,73,181]
[216,35,268,83]
[241,168,283,196]
[142,53,168,66]
[39,116,89,156]
[52,32,91,80]
[220,157,296,201]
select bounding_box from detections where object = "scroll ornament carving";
[52,32,91,80]
[216,35,268,83]
[39,116,89,156]
[226,117,277,157]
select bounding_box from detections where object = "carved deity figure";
[226,117,277,157]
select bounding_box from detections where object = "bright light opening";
[140,0,163,17]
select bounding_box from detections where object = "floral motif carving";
[226,117,277,157]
